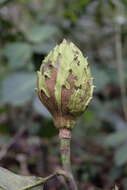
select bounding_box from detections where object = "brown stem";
[59,128,78,190]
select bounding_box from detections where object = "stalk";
[115,24,127,122]
[59,128,78,190]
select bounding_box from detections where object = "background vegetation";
[0,0,127,189]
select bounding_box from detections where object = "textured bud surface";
[36,39,94,129]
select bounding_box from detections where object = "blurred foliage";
[0,167,44,190]
[0,0,127,189]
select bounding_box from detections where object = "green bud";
[36,39,94,129]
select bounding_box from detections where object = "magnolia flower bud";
[36,39,94,129]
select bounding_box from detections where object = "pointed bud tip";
[62,39,72,44]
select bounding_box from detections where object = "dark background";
[0,0,127,189]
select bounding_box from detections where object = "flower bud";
[36,39,94,129]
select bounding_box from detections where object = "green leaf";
[0,0,10,6]
[0,167,44,190]
[91,65,110,92]
[3,42,32,69]
[2,72,36,105]
[0,135,11,145]
[33,40,55,54]
[24,24,59,43]
[104,129,127,147]
[115,144,127,166]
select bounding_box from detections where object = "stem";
[60,137,71,172]
[59,128,78,190]
[21,173,57,190]
[115,24,127,122]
